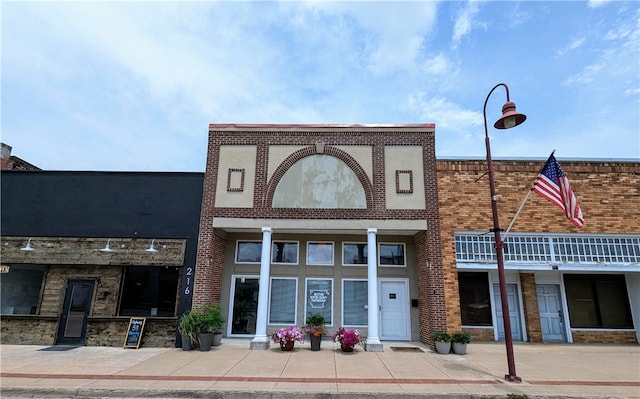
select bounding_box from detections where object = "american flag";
[532,153,584,228]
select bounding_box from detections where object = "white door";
[537,284,566,342]
[379,279,410,340]
[493,283,523,341]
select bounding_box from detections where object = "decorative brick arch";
[264,145,374,208]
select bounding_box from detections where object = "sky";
[2,0,639,172]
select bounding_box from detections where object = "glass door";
[230,276,259,336]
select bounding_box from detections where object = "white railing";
[455,233,640,265]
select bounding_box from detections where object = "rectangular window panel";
[342,243,367,265]
[236,241,262,263]
[458,272,492,326]
[305,279,333,325]
[0,265,45,314]
[269,278,297,325]
[307,242,334,265]
[343,280,368,326]
[271,242,298,264]
[379,243,405,266]
[119,266,179,317]
[564,274,633,328]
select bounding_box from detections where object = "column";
[250,226,272,350]
[366,228,383,352]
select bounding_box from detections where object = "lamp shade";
[494,101,526,129]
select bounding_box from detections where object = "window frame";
[342,242,368,266]
[304,278,334,326]
[341,278,368,327]
[306,241,335,266]
[268,277,298,325]
[271,241,299,265]
[378,242,406,267]
[235,241,262,264]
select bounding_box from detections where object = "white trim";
[306,241,335,266]
[271,240,300,265]
[341,278,368,327]
[228,274,259,338]
[378,277,411,341]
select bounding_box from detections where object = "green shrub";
[430,331,451,342]
[451,332,471,344]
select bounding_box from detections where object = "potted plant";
[304,313,326,351]
[202,303,226,347]
[331,327,361,352]
[177,311,200,351]
[431,331,451,354]
[271,326,305,351]
[451,332,471,354]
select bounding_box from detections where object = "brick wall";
[520,273,542,342]
[437,159,640,342]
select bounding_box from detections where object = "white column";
[250,226,272,350]
[366,228,383,351]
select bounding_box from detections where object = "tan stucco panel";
[267,146,306,182]
[215,145,257,208]
[385,146,426,209]
[273,155,366,208]
[334,145,373,183]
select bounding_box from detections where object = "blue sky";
[2,1,639,171]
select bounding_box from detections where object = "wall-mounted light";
[20,238,35,252]
[145,239,159,253]
[100,239,114,252]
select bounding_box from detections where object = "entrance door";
[537,284,566,342]
[56,280,95,345]
[229,276,259,336]
[379,279,410,340]
[493,283,523,341]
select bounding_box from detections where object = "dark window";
[0,265,45,315]
[458,272,492,326]
[119,266,179,317]
[564,274,632,328]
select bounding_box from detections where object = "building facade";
[437,159,640,344]
[2,129,638,348]
[0,171,203,346]
[191,124,445,350]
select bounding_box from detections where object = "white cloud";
[452,1,482,48]
[555,38,586,57]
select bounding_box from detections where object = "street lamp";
[483,82,526,382]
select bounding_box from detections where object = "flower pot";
[199,332,212,352]
[341,343,354,352]
[310,334,322,351]
[280,340,295,351]
[212,332,223,347]
[434,341,451,354]
[452,342,467,355]
[181,334,192,351]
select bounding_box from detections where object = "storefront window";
[0,265,45,314]
[564,274,632,328]
[342,279,367,326]
[269,278,297,324]
[342,243,367,265]
[236,241,262,263]
[305,278,333,325]
[458,272,492,326]
[379,243,405,266]
[307,242,334,265]
[271,241,298,264]
[119,266,179,317]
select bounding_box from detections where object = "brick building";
[1,127,638,348]
[192,125,639,350]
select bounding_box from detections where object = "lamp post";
[483,82,526,382]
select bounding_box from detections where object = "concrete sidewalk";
[1,339,638,398]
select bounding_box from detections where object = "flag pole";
[503,150,555,240]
